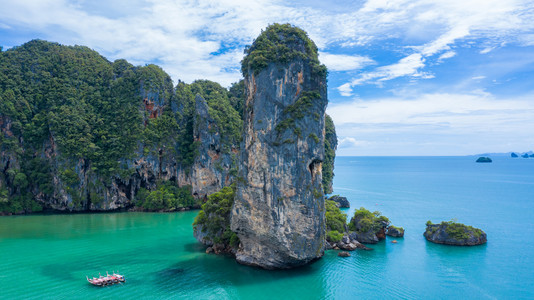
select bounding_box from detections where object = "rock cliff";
[0,41,240,214]
[230,24,328,269]
[1,34,336,216]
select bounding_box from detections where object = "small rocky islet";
[424,221,487,246]
[327,195,350,208]
[476,157,492,163]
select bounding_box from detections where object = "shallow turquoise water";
[1,156,533,299]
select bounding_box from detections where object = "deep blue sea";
[333,156,534,299]
[0,156,533,299]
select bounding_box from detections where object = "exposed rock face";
[386,226,405,237]
[188,95,236,198]
[328,195,350,208]
[349,231,379,244]
[424,222,487,246]
[231,27,328,269]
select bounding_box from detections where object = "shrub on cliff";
[193,184,239,246]
[322,115,337,194]
[325,200,347,242]
[326,200,347,233]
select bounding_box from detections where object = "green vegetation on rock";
[325,200,347,242]
[193,185,239,247]
[241,23,326,77]
[424,220,486,245]
[349,207,390,233]
[439,220,483,239]
[135,181,198,211]
[322,114,337,194]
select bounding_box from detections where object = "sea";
[1,156,533,299]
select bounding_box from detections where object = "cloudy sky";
[1,0,534,155]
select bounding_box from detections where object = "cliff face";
[230,25,328,269]
[188,94,236,198]
[1,35,334,216]
[0,40,240,213]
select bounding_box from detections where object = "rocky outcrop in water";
[386,226,405,237]
[328,195,350,208]
[230,24,328,269]
[424,221,487,246]
[348,207,390,244]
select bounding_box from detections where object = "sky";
[1,0,534,156]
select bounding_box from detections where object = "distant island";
[476,157,492,163]
[475,151,533,157]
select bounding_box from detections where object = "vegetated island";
[424,220,487,246]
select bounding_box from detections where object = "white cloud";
[335,0,534,90]
[350,53,426,86]
[327,91,534,155]
[319,52,375,71]
[337,83,354,97]
[1,0,533,88]
[338,137,371,148]
[471,76,486,80]
[480,47,495,54]
[438,51,456,61]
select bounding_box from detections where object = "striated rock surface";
[231,24,328,269]
[424,221,487,246]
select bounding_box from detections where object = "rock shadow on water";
[183,242,206,253]
[152,251,325,294]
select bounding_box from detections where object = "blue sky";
[1,0,534,155]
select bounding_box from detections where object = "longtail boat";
[87,272,125,286]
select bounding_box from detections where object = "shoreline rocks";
[327,234,372,251]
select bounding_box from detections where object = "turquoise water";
[0,156,533,299]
